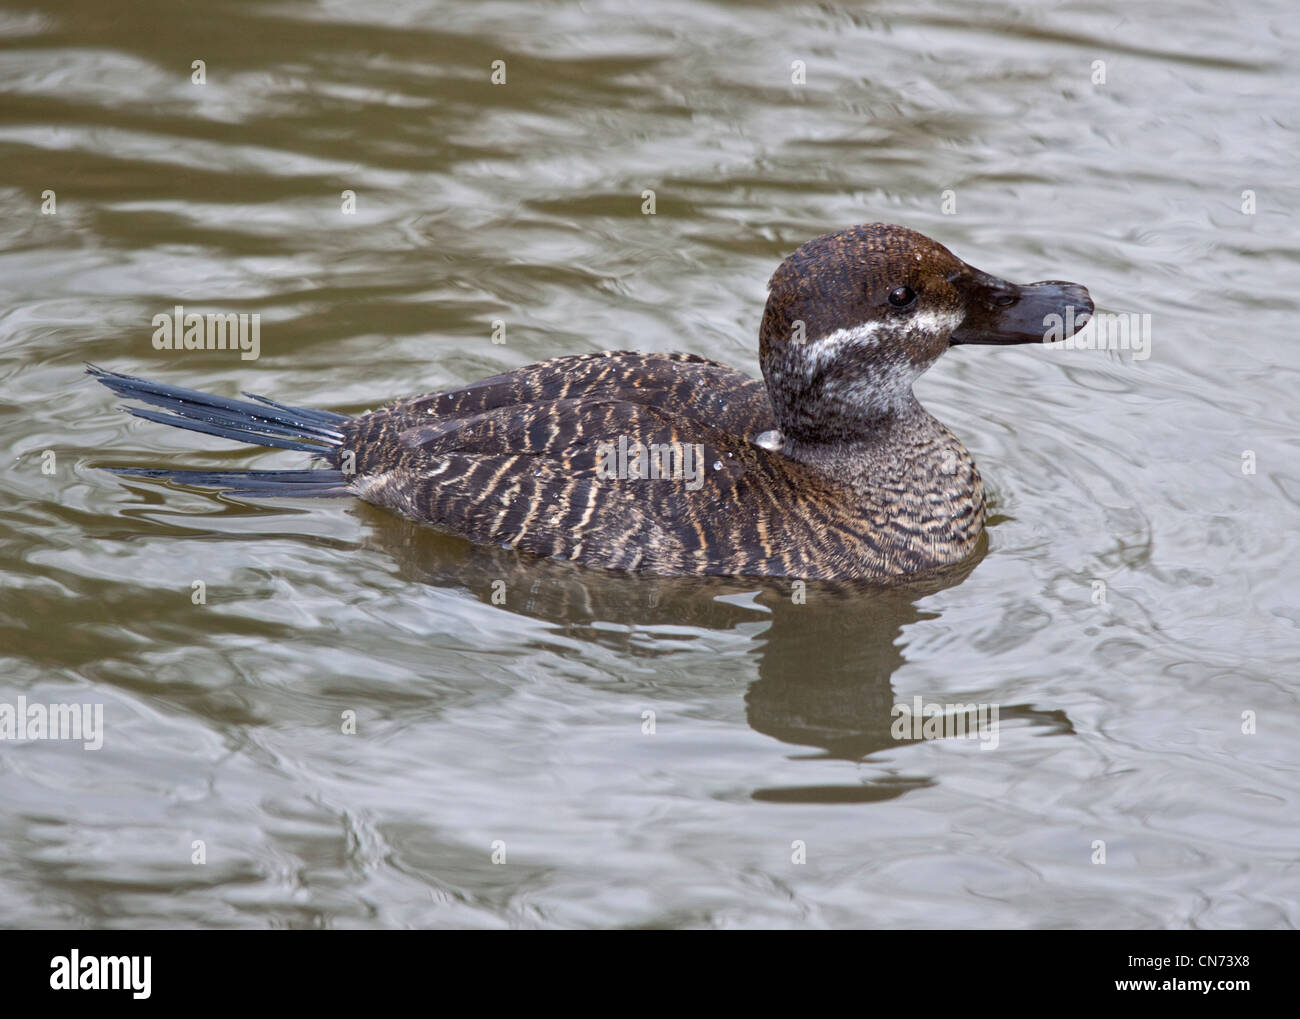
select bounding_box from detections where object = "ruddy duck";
[90,223,1092,579]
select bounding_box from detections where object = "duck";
[89,223,1093,580]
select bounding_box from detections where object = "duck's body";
[340,350,982,578]
[91,224,1092,580]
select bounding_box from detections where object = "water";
[2,0,1297,928]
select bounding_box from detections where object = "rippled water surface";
[2,0,1298,928]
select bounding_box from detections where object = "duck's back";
[354,351,774,440]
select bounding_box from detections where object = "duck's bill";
[949,270,1093,346]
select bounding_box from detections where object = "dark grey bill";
[950,269,1093,346]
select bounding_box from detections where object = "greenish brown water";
[1,0,1298,928]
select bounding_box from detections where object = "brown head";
[759,223,1093,444]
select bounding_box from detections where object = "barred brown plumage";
[91,223,1093,580]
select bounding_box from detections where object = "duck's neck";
[779,396,953,480]
[781,395,984,536]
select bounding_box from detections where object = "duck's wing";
[369,351,777,440]
[341,389,862,577]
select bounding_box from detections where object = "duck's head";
[759,223,1093,444]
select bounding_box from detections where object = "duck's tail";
[88,364,353,497]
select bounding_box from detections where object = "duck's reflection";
[359,510,1069,803]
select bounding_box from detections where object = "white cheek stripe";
[801,322,883,379]
[905,309,964,337]
[800,310,964,379]
[797,310,966,414]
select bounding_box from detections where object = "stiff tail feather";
[88,364,353,498]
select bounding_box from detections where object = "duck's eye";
[888,285,917,309]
